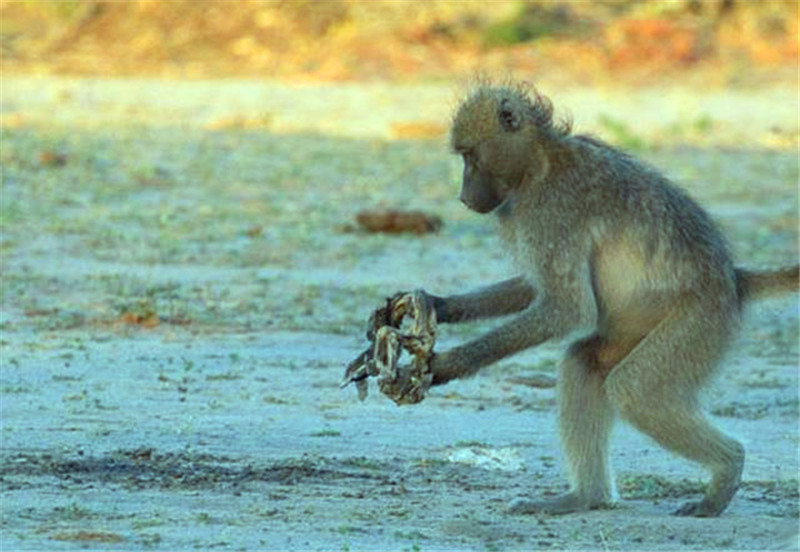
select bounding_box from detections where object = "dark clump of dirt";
[354,209,443,235]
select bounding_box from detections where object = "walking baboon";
[396,82,799,517]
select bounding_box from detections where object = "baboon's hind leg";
[604,305,744,517]
[509,336,616,515]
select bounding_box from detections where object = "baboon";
[395,82,799,517]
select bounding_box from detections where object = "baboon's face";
[459,148,506,214]
[458,133,529,214]
[451,92,532,214]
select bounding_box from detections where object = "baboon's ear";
[498,98,522,132]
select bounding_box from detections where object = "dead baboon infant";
[379,82,799,517]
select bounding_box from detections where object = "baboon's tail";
[735,265,800,303]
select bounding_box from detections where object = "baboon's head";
[450,83,567,214]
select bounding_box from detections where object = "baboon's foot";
[674,498,727,517]
[508,492,611,515]
[675,453,742,517]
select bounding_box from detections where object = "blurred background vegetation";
[1,0,797,85]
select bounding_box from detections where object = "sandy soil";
[1,78,798,551]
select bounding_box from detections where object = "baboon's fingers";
[378,363,433,405]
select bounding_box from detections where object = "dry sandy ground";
[1,78,798,551]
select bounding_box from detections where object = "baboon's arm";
[430,267,597,385]
[430,276,535,324]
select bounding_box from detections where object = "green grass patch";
[310,428,341,438]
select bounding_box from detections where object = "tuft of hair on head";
[450,78,572,152]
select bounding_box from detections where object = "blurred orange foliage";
[0,0,796,84]
[606,19,703,68]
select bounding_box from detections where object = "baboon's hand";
[378,354,434,406]
[367,289,436,340]
[410,288,438,315]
